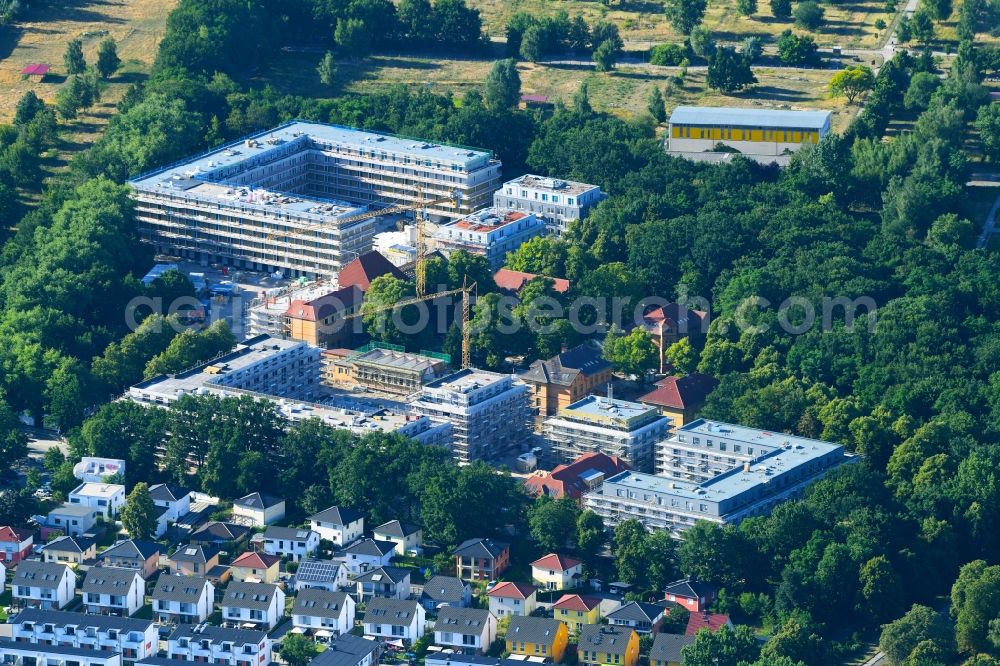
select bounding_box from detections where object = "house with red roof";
[524,452,630,501]
[639,304,709,373]
[0,526,33,565]
[531,553,583,591]
[230,551,281,584]
[338,251,407,292]
[638,373,719,428]
[685,611,732,636]
[553,594,602,633]
[285,284,363,347]
[493,268,570,295]
[487,581,538,617]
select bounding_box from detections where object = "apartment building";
[410,369,532,463]
[166,624,272,666]
[0,640,121,666]
[542,395,671,473]
[10,608,158,663]
[493,174,605,235]
[330,346,448,396]
[247,282,363,348]
[432,208,546,270]
[129,123,500,278]
[584,421,852,536]
[520,342,614,420]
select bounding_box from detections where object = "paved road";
[977,191,1000,249]
[22,426,68,462]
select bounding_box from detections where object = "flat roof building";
[129,122,501,278]
[410,369,532,463]
[667,106,832,158]
[432,208,546,270]
[493,174,605,236]
[543,395,671,473]
[246,282,363,349]
[328,344,449,396]
[584,419,853,536]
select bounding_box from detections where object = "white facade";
[69,483,126,519]
[432,208,546,270]
[153,576,216,624]
[10,608,158,663]
[363,599,426,642]
[0,641,121,666]
[434,609,497,654]
[167,624,272,666]
[494,175,604,236]
[487,585,538,618]
[82,568,145,617]
[263,526,320,562]
[343,539,395,575]
[46,503,99,536]
[222,583,286,630]
[309,508,364,546]
[149,484,192,523]
[292,589,356,636]
[13,562,76,609]
[73,457,126,483]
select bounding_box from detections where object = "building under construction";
[326,343,449,396]
[128,122,501,279]
[409,369,532,463]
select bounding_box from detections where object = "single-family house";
[12,561,76,609]
[82,567,144,617]
[434,607,497,655]
[99,540,161,579]
[308,506,364,545]
[148,484,193,523]
[663,579,716,613]
[453,538,510,581]
[152,574,215,624]
[685,612,732,636]
[606,601,666,634]
[292,588,355,637]
[294,558,350,592]
[73,457,126,483]
[10,608,158,663]
[230,551,281,583]
[69,483,126,520]
[168,544,221,577]
[46,503,99,537]
[372,520,423,556]
[363,597,426,643]
[40,535,96,565]
[419,575,471,610]
[221,580,286,630]
[166,624,272,665]
[649,633,696,666]
[343,538,395,575]
[354,566,411,601]
[263,525,320,561]
[309,634,382,666]
[578,625,640,666]
[488,581,538,618]
[190,521,251,549]
[505,616,568,662]
[553,594,601,634]
[232,492,285,527]
[0,526,34,564]
[531,553,583,591]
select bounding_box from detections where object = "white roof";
[669,106,830,130]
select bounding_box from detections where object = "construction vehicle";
[264,187,462,297]
[338,280,477,369]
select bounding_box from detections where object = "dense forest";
[1,0,1000,662]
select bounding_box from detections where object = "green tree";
[743,35,764,61]
[777,30,818,65]
[910,10,935,42]
[829,65,875,104]
[897,15,913,41]
[770,0,792,18]
[603,326,657,380]
[904,71,941,110]
[0,396,28,475]
[976,104,1000,163]
[879,604,955,666]
[64,38,86,75]
[96,39,121,79]
[593,39,619,72]
[680,625,760,666]
[648,85,667,123]
[144,320,236,379]
[281,633,319,666]
[794,1,825,29]
[335,18,372,57]
[666,338,699,374]
[689,25,715,57]
[737,0,758,16]
[484,58,521,110]
[858,555,905,624]
[953,562,1000,655]
[528,496,581,552]
[121,482,157,540]
[706,46,756,93]
[614,519,648,585]
[577,510,606,562]
[664,0,709,34]
[14,91,45,125]
[922,0,953,21]
[55,77,85,120]
[519,24,545,62]
[317,51,337,87]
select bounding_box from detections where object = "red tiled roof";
[520,94,549,103]
[524,452,630,500]
[639,373,719,410]
[338,251,407,291]
[231,551,280,569]
[642,304,708,335]
[531,553,583,571]
[553,594,601,612]
[493,268,570,294]
[685,612,731,636]
[488,581,537,599]
[285,285,363,322]
[0,526,32,543]
[20,64,50,76]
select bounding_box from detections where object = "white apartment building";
[292,588,356,637]
[10,608,158,663]
[432,208,546,270]
[410,369,532,463]
[262,525,320,561]
[434,607,497,655]
[363,598,426,643]
[128,122,501,279]
[152,575,215,624]
[69,483,126,520]
[13,561,76,610]
[221,581,286,630]
[493,175,604,235]
[308,506,364,545]
[73,457,126,483]
[82,567,145,617]
[542,395,672,474]
[0,640,122,666]
[167,623,272,666]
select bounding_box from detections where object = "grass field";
[468,0,896,50]
[0,0,177,129]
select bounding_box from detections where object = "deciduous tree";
[121,482,157,540]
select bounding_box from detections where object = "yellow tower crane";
[338,280,477,369]
[263,187,462,297]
